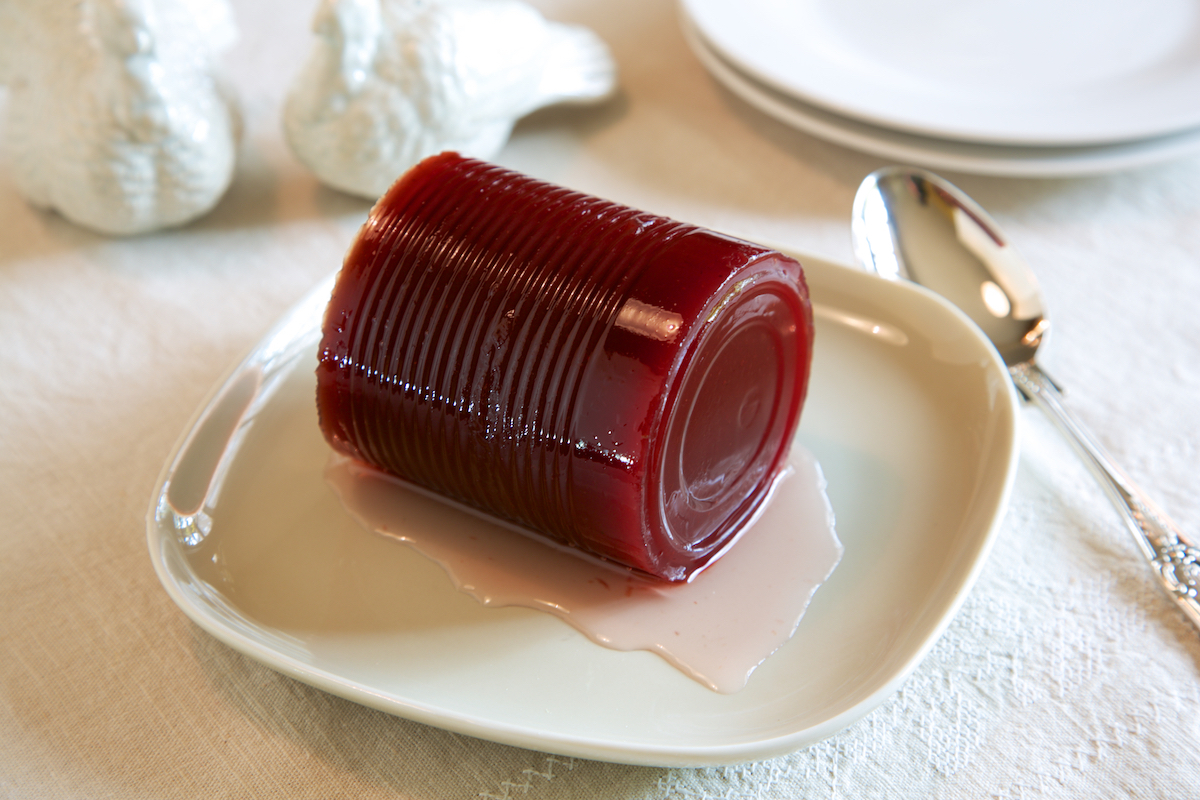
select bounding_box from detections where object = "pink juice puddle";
[325,443,842,694]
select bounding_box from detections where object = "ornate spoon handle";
[1010,361,1200,633]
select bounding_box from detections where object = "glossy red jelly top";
[316,153,813,581]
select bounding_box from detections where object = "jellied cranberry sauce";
[316,153,813,580]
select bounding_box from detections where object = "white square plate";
[147,253,1018,767]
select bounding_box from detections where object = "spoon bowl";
[852,169,1049,367]
[852,166,1200,634]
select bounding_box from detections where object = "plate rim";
[681,17,1200,178]
[146,253,1020,767]
[679,0,1200,147]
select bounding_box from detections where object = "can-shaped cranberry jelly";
[316,153,814,581]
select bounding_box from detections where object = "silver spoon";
[851,166,1200,633]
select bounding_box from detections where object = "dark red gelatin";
[316,153,814,581]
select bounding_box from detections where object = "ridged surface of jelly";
[316,153,813,580]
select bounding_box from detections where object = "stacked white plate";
[679,0,1200,176]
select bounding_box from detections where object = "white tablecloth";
[3,0,1199,797]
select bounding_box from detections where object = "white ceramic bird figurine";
[0,0,240,235]
[283,0,617,198]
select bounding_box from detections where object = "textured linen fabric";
[2,0,1199,797]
